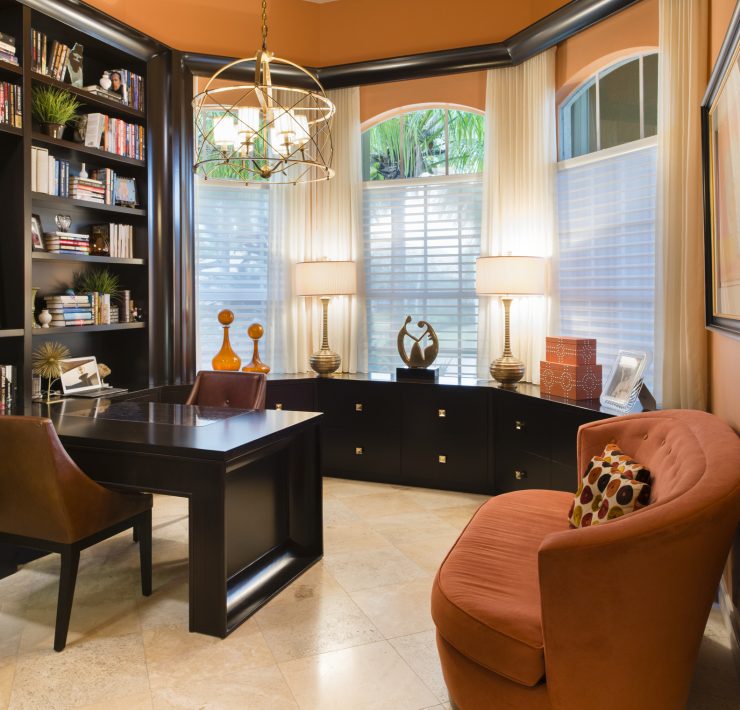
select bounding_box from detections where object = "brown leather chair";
[0,416,153,652]
[185,370,267,410]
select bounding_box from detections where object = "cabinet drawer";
[494,449,551,494]
[402,385,488,438]
[550,409,608,467]
[319,380,400,431]
[266,380,317,412]
[321,426,401,482]
[495,396,550,459]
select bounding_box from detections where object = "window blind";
[363,176,482,378]
[557,139,656,387]
[194,179,270,371]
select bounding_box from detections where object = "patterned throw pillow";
[568,444,651,528]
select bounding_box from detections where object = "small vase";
[38,309,52,328]
[242,323,270,373]
[212,309,241,371]
[41,123,65,140]
[79,162,88,180]
[99,71,112,91]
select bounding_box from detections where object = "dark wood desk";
[38,399,323,638]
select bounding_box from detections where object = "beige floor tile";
[368,511,461,548]
[9,633,149,710]
[137,579,190,631]
[395,535,457,574]
[689,633,740,701]
[149,664,299,710]
[323,547,428,592]
[74,690,154,710]
[433,504,483,530]
[255,589,383,662]
[322,497,359,525]
[323,521,395,554]
[262,562,345,607]
[399,488,488,512]
[0,606,24,660]
[279,640,438,710]
[0,656,15,710]
[350,577,436,639]
[322,477,405,499]
[390,629,449,702]
[341,492,424,519]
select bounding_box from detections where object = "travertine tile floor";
[0,477,738,709]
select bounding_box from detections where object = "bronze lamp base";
[490,354,525,387]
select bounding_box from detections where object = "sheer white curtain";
[655,0,708,409]
[266,86,366,373]
[479,49,558,383]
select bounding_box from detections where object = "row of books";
[31,147,70,196]
[91,224,135,258]
[45,38,71,82]
[44,295,94,327]
[0,31,19,66]
[43,230,89,255]
[0,364,16,413]
[113,68,144,112]
[0,81,21,128]
[84,113,145,161]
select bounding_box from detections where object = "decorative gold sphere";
[248,323,264,340]
[218,309,235,326]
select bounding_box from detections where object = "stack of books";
[90,168,116,204]
[43,230,90,255]
[69,176,105,203]
[30,29,48,74]
[83,85,123,103]
[0,81,22,128]
[84,113,145,160]
[0,364,16,413]
[91,224,134,258]
[0,32,19,66]
[44,295,94,327]
[31,147,70,196]
[110,305,119,324]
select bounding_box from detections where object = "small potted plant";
[32,85,82,139]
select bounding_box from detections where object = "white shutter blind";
[363,176,482,378]
[195,179,270,371]
[557,139,656,386]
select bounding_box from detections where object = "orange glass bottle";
[242,323,270,373]
[212,309,241,371]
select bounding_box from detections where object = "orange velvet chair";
[432,410,740,710]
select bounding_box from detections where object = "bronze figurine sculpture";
[397,316,439,369]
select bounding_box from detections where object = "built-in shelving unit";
[0,0,168,410]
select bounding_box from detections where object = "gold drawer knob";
[438,409,446,418]
[275,403,284,410]
[439,455,447,464]
[355,403,363,412]
[514,470,527,480]
[514,420,526,431]
[355,447,364,455]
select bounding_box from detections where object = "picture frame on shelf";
[114,176,137,207]
[66,43,84,87]
[599,350,651,414]
[109,70,128,104]
[702,6,740,336]
[31,214,45,251]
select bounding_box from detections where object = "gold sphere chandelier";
[192,0,335,185]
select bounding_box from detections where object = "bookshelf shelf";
[31,192,146,216]
[32,322,146,335]
[33,252,145,265]
[31,132,146,168]
[0,329,24,338]
[0,60,22,77]
[31,72,146,121]
[0,122,22,136]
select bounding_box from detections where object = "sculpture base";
[396,367,439,383]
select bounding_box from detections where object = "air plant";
[32,341,70,403]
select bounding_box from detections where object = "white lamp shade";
[475,256,546,296]
[295,260,357,297]
[212,115,238,146]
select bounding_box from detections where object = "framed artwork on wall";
[702,4,740,336]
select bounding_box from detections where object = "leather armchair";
[0,416,153,651]
[186,371,267,410]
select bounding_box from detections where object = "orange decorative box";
[545,336,597,365]
[539,361,602,401]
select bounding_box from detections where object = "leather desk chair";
[0,416,153,652]
[185,371,267,410]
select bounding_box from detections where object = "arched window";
[361,107,484,378]
[560,52,658,160]
[557,53,658,388]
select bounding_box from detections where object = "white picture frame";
[600,350,651,413]
[59,356,102,394]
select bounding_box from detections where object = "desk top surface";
[36,399,322,460]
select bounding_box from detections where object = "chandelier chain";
[261,0,268,51]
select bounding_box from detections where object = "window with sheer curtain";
[557,53,658,388]
[194,179,270,371]
[362,108,484,378]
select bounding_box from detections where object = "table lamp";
[476,255,545,386]
[295,260,357,376]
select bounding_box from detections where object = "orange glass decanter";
[242,323,271,373]
[212,309,241,370]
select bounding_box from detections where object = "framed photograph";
[66,42,84,87]
[600,350,651,414]
[59,356,102,394]
[31,214,45,251]
[109,70,129,104]
[702,5,740,336]
[114,176,137,207]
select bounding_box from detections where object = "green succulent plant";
[73,267,121,299]
[32,85,82,126]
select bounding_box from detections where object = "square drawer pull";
[275,403,284,410]
[438,409,446,418]
[514,420,526,431]
[355,447,364,455]
[514,470,527,480]
[439,455,447,464]
[355,403,363,412]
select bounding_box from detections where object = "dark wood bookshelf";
[0,59,21,77]
[32,252,145,265]
[0,329,24,338]
[0,122,22,136]
[31,131,146,168]
[32,322,146,335]
[31,71,146,121]
[31,192,146,216]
